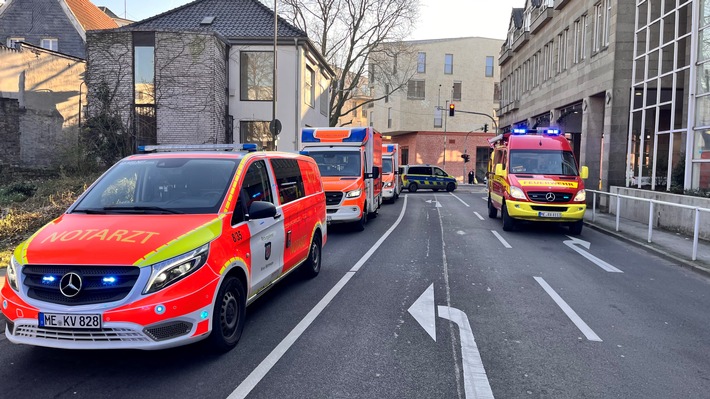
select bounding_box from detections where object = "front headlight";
[143,244,209,294]
[345,189,362,198]
[384,182,393,188]
[573,189,586,202]
[509,186,526,200]
[7,256,20,291]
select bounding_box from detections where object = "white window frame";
[581,14,588,60]
[444,54,453,74]
[593,2,603,52]
[305,66,315,108]
[7,37,24,48]
[603,0,612,46]
[41,38,58,51]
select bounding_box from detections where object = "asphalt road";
[1,187,710,398]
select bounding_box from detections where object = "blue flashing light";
[301,128,319,143]
[544,129,561,136]
[102,276,117,285]
[299,150,310,156]
[512,128,527,135]
[200,311,209,320]
[386,144,395,153]
[42,275,56,284]
[155,304,166,315]
[137,145,146,152]
[241,143,258,152]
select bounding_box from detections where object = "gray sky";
[94,0,525,41]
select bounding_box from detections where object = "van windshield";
[72,158,238,214]
[382,158,393,174]
[309,151,361,177]
[509,150,579,176]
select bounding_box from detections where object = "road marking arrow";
[564,236,623,273]
[425,199,442,207]
[408,284,494,399]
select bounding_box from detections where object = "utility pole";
[444,100,448,167]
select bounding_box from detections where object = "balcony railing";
[530,2,554,34]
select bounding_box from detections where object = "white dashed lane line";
[473,212,485,221]
[534,277,602,342]
[491,230,512,249]
[449,192,470,207]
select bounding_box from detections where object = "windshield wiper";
[101,206,184,214]
[71,208,107,214]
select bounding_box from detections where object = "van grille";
[23,265,140,306]
[325,191,343,206]
[527,191,573,203]
[13,324,149,342]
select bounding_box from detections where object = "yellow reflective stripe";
[133,216,224,267]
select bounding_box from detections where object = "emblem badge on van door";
[265,242,272,260]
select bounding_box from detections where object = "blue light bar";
[42,275,56,284]
[241,143,258,152]
[544,129,561,136]
[512,128,527,135]
[102,276,117,285]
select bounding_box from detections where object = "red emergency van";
[487,128,588,234]
[1,145,326,351]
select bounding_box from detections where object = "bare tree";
[276,0,420,126]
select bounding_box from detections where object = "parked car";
[402,164,457,192]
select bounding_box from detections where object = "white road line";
[473,212,485,221]
[481,196,487,201]
[449,192,470,207]
[491,230,512,249]
[228,196,409,399]
[534,277,602,342]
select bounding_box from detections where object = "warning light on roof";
[544,129,561,136]
[512,128,527,135]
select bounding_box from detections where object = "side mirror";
[248,201,278,220]
[495,164,504,176]
[580,166,589,180]
[373,166,380,179]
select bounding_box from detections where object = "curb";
[584,221,710,279]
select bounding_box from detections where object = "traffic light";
[461,153,470,163]
[449,103,455,117]
[483,123,488,132]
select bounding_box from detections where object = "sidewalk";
[584,210,710,276]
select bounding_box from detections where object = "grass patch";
[0,168,103,268]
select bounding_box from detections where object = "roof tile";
[66,0,119,30]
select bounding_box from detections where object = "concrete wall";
[609,186,710,240]
[0,43,85,168]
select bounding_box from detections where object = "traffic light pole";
[455,110,498,134]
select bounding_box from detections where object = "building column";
[581,94,606,191]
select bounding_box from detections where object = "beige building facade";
[370,37,504,135]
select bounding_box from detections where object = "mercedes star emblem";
[545,192,556,202]
[59,272,82,298]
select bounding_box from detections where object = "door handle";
[274,212,282,219]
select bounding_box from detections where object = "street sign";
[270,119,282,136]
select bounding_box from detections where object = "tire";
[354,205,367,231]
[433,188,439,192]
[408,183,418,193]
[502,202,515,231]
[207,276,246,353]
[569,220,584,235]
[302,234,322,278]
[446,183,456,192]
[487,196,498,218]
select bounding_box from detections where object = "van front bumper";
[326,205,362,224]
[505,200,586,222]
[1,267,220,350]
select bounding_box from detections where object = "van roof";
[124,151,304,161]
[506,134,571,151]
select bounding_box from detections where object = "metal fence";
[587,189,710,261]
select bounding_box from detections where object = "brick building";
[86,0,334,152]
[386,130,493,183]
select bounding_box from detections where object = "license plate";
[39,313,102,329]
[326,216,332,222]
[539,212,562,218]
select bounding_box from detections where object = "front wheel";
[502,202,515,231]
[207,276,246,353]
[446,182,456,192]
[569,220,584,235]
[487,196,498,218]
[354,205,368,231]
[408,183,418,193]
[302,234,322,278]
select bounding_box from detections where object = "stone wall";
[0,98,21,166]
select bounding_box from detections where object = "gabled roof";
[122,0,307,39]
[65,0,118,30]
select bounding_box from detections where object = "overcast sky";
[93,0,525,41]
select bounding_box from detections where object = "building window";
[417,52,426,73]
[494,82,501,102]
[556,33,562,73]
[320,78,329,116]
[7,37,24,48]
[385,83,390,103]
[240,52,274,101]
[392,54,398,75]
[407,79,425,99]
[40,38,58,51]
[603,0,611,46]
[369,111,374,127]
[434,107,442,128]
[453,81,462,101]
[485,56,494,77]
[305,66,315,107]
[133,32,156,147]
[368,63,375,83]
[593,2,603,52]
[444,54,453,74]
[573,19,581,64]
[401,147,409,165]
[240,121,274,151]
[581,14,588,60]
[387,107,392,129]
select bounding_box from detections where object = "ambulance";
[487,128,588,235]
[382,143,402,202]
[301,127,382,231]
[1,144,326,351]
